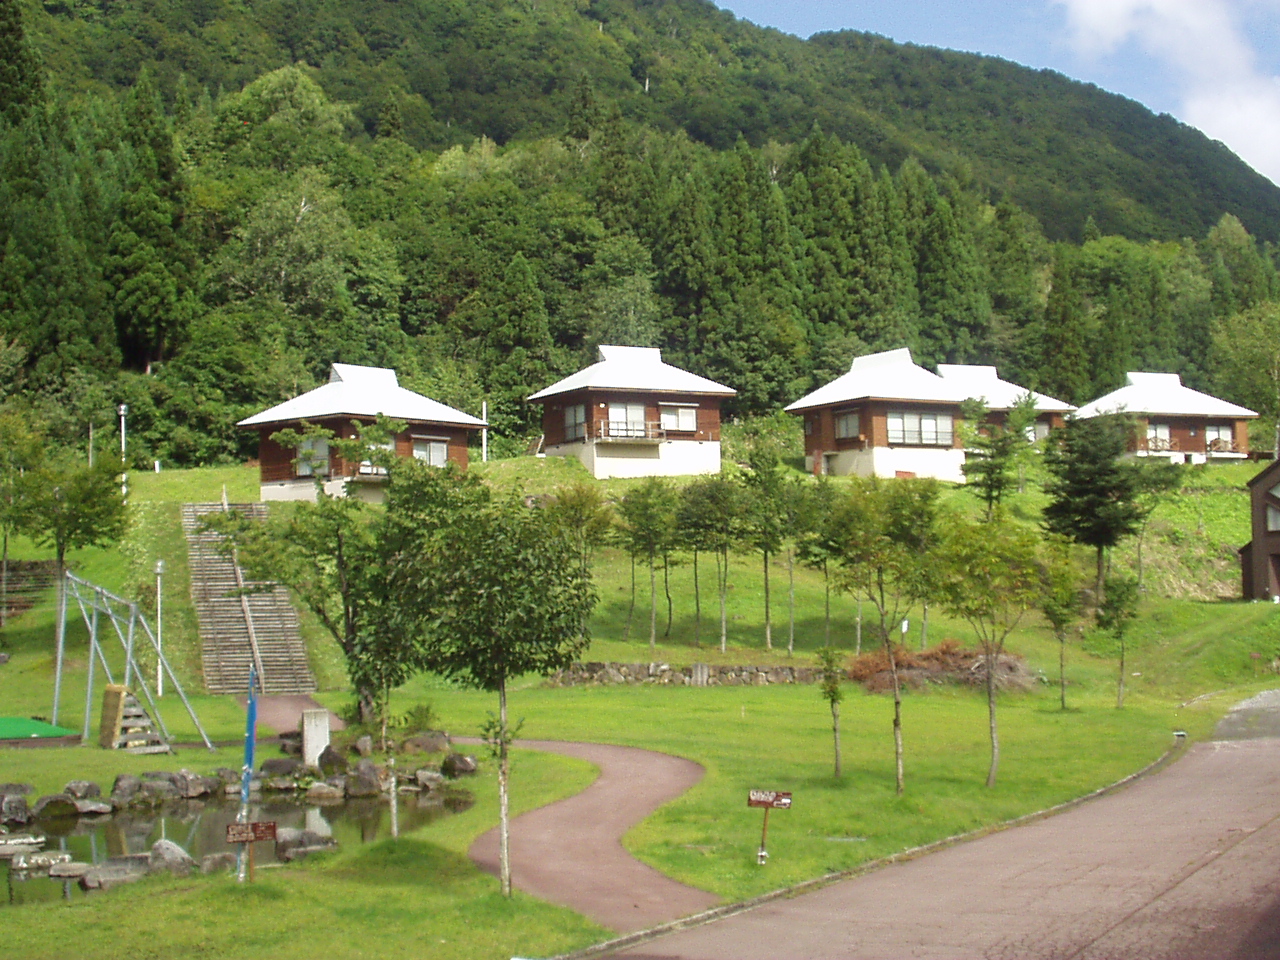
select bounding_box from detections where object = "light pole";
[118,403,129,500]
[155,559,165,696]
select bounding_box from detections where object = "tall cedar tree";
[1042,414,1145,605]
[0,0,41,123]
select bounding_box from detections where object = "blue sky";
[715,1,1280,186]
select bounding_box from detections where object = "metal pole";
[82,599,98,743]
[52,568,68,726]
[758,807,771,865]
[123,603,137,688]
[118,404,128,500]
[155,560,164,697]
[482,401,488,463]
[237,667,258,884]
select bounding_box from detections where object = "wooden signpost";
[748,789,792,864]
[226,821,276,882]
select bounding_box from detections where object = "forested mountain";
[20,0,1280,244]
[2,0,1280,468]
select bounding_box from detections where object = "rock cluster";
[547,661,820,688]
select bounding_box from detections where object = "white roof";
[937,364,1074,413]
[527,346,735,401]
[1075,372,1257,420]
[238,363,486,428]
[785,348,968,412]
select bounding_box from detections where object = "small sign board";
[747,790,792,809]
[226,821,276,844]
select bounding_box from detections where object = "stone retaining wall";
[546,661,820,687]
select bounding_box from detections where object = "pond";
[3,789,473,907]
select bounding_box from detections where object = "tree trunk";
[823,561,830,647]
[692,549,701,648]
[1059,628,1067,710]
[1,528,8,628]
[1117,634,1126,709]
[985,650,1000,787]
[787,548,795,656]
[379,683,390,754]
[498,677,512,896]
[763,549,772,651]
[624,554,636,642]
[832,700,841,778]
[1136,521,1147,589]
[855,599,862,656]
[649,551,657,652]
[51,553,67,726]
[1095,545,1106,609]
[662,553,673,639]
[889,642,904,795]
[718,549,728,654]
[357,685,378,725]
[920,602,928,651]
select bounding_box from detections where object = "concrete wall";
[804,445,965,483]
[545,439,722,479]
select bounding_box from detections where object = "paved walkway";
[468,741,719,933]
[607,697,1280,960]
[239,694,345,736]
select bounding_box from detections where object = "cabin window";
[607,402,647,438]
[564,404,587,441]
[659,405,697,432]
[887,411,953,446]
[834,411,861,440]
[1146,423,1171,451]
[1205,424,1233,450]
[360,440,396,476]
[412,438,448,468]
[295,438,329,477]
[1024,422,1051,442]
[1269,506,1280,533]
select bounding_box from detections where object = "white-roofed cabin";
[528,346,735,479]
[1075,372,1257,464]
[936,364,1074,442]
[238,363,486,502]
[786,348,969,482]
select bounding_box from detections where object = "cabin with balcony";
[936,364,1073,440]
[238,363,486,502]
[527,345,735,479]
[786,348,969,482]
[1075,372,1257,464]
[1240,458,1280,599]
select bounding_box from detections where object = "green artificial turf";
[0,718,77,739]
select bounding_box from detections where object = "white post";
[88,423,93,467]
[482,401,488,463]
[118,404,128,500]
[301,709,330,768]
[155,559,165,697]
[389,756,398,839]
[51,569,68,726]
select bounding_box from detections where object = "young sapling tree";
[817,647,844,777]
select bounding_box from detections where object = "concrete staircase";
[181,503,316,696]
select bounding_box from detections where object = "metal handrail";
[594,419,666,441]
[222,494,267,694]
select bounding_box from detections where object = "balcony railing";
[1207,437,1244,455]
[1140,436,1178,453]
[595,420,665,442]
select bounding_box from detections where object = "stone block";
[73,798,113,816]
[441,753,478,778]
[63,780,100,800]
[354,734,374,757]
[149,839,196,876]
[318,744,347,777]
[30,794,78,819]
[301,709,330,768]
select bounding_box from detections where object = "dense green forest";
[2,0,1280,466]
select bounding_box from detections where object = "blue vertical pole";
[236,666,257,883]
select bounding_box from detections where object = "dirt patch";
[847,640,1038,693]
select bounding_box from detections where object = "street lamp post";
[155,559,165,696]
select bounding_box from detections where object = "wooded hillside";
[3,0,1280,466]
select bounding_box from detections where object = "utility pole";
[118,404,129,501]
[155,559,165,696]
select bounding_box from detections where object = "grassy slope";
[2,458,1279,959]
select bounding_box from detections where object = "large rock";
[73,798,113,816]
[305,781,344,802]
[415,769,445,792]
[401,732,449,755]
[262,777,298,792]
[138,780,180,803]
[354,758,378,781]
[110,774,141,805]
[149,839,196,876]
[80,856,149,890]
[30,794,78,820]
[141,771,182,787]
[200,852,237,874]
[344,774,380,798]
[62,780,100,800]
[172,770,218,799]
[317,744,347,777]
[353,735,374,758]
[441,753,479,778]
[0,783,33,796]
[275,827,338,862]
[1,792,29,825]
[260,757,300,778]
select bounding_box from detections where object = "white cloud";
[1053,0,1280,184]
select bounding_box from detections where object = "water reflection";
[3,790,471,907]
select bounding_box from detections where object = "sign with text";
[747,790,792,809]
[226,821,277,844]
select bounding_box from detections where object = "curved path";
[468,740,720,933]
[611,696,1280,960]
